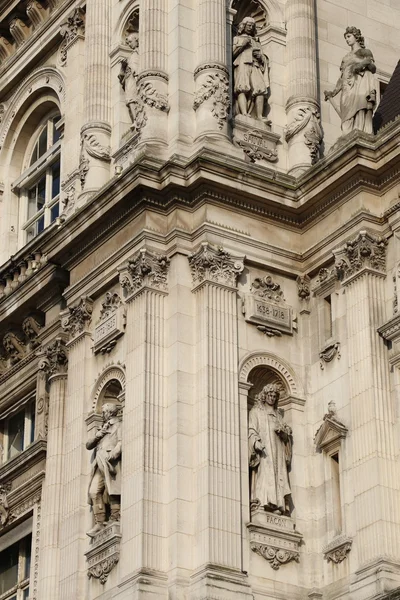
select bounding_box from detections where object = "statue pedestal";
[85,521,121,584]
[248,509,303,570]
[233,115,280,163]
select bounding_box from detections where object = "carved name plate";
[93,306,125,354]
[233,115,280,163]
[85,522,121,584]
[244,295,293,335]
[248,516,303,570]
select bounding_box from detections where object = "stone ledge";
[248,510,303,570]
[85,522,121,584]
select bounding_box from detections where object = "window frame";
[0,532,32,600]
[1,394,36,466]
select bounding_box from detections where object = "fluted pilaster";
[81,0,111,194]
[285,0,321,174]
[193,0,229,139]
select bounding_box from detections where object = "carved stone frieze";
[248,512,302,570]
[297,275,311,300]
[314,401,348,453]
[188,242,244,288]
[323,535,352,564]
[85,522,121,584]
[0,483,11,528]
[38,338,68,377]
[193,71,230,129]
[285,107,323,164]
[119,249,170,298]
[3,332,26,364]
[334,231,387,282]
[61,296,93,339]
[59,7,86,66]
[319,341,341,369]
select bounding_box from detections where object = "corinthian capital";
[118,248,170,298]
[188,242,244,288]
[334,230,387,282]
[61,296,93,339]
[38,338,68,377]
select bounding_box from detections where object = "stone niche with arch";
[238,352,304,570]
[84,365,125,585]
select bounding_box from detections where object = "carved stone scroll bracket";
[61,296,93,341]
[85,521,121,584]
[319,341,341,369]
[248,511,303,570]
[188,242,244,289]
[233,115,280,163]
[314,401,348,453]
[93,293,126,354]
[323,535,353,564]
[334,230,387,284]
[118,248,170,301]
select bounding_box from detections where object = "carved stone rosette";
[61,296,93,340]
[323,535,353,564]
[118,248,170,300]
[334,230,387,283]
[188,242,244,289]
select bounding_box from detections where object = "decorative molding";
[79,133,110,189]
[251,543,299,570]
[378,312,400,342]
[319,341,341,369]
[251,275,285,302]
[61,181,76,216]
[314,401,348,453]
[59,7,86,66]
[32,502,41,600]
[248,512,302,570]
[233,117,280,163]
[188,242,244,288]
[334,230,387,283]
[323,535,353,564]
[0,251,48,303]
[85,522,121,584]
[138,80,169,113]
[118,248,170,299]
[244,275,294,336]
[61,296,93,339]
[312,266,337,297]
[99,292,122,321]
[22,316,42,348]
[193,71,230,129]
[91,364,126,411]
[297,275,311,300]
[239,351,303,399]
[38,338,68,377]
[3,332,26,364]
[285,107,323,164]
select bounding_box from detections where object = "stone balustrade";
[0,250,47,301]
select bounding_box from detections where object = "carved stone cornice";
[38,338,68,377]
[118,249,170,299]
[314,402,348,453]
[323,535,352,564]
[61,296,93,339]
[334,230,387,283]
[188,242,244,289]
[312,266,337,297]
[378,312,400,343]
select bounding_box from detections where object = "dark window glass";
[0,540,19,594]
[7,411,25,459]
[38,126,48,159]
[51,161,60,198]
[37,214,45,234]
[37,177,46,211]
[24,534,32,579]
[29,406,35,445]
[50,203,59,223]
[28,187,37,219]
[52,116,61,144]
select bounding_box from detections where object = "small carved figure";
[233,17,269,121]
[118,32,147,133]
[249,384,292,515]
[0,485,9,527]
[324,26,376,135]
[86,403,122,538]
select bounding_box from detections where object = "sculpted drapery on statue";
[324,26,376,135]
[233,17,269,121]
[118,31,147,134]
[86,403,122,538]
[249,384,292,516]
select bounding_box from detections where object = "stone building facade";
[0,1,399,599]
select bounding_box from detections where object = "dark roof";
[373,60,400,133]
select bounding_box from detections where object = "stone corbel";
[3,332,26,365]
[323,535,352,564]
[319,341,341,369]
[0,35,14,62]
[85,522,121,584]
[61,296,93,342]
[248,511,303,570]
[0,483,11,528]
[26,0,47,29]
[188,241,244,289]
[314,401,348,453]
[118,248,170,301]
[9,17,30,46]
[22,315,43,350]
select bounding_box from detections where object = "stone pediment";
[314,409,348,453]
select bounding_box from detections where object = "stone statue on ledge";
[233,16,269,121]
[324,26,376,135]
[86,403,122,538]
[118,31,147,134]
[249,384,292,516]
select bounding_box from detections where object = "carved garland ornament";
[251,542,299,570]
[138,80,169,113]
[285,107,323,164]
[188,242,244,288]
[88,554,119,584]
[193,71,230,129]
[119,249,170,297]
[334,231,387,281]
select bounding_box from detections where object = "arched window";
[12,110,62,242]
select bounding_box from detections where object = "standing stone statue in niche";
[86,403,122,537]
[233,16,269,121]
[249,384,292,516]
[324,26,376,135]
[118,31,147,134]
